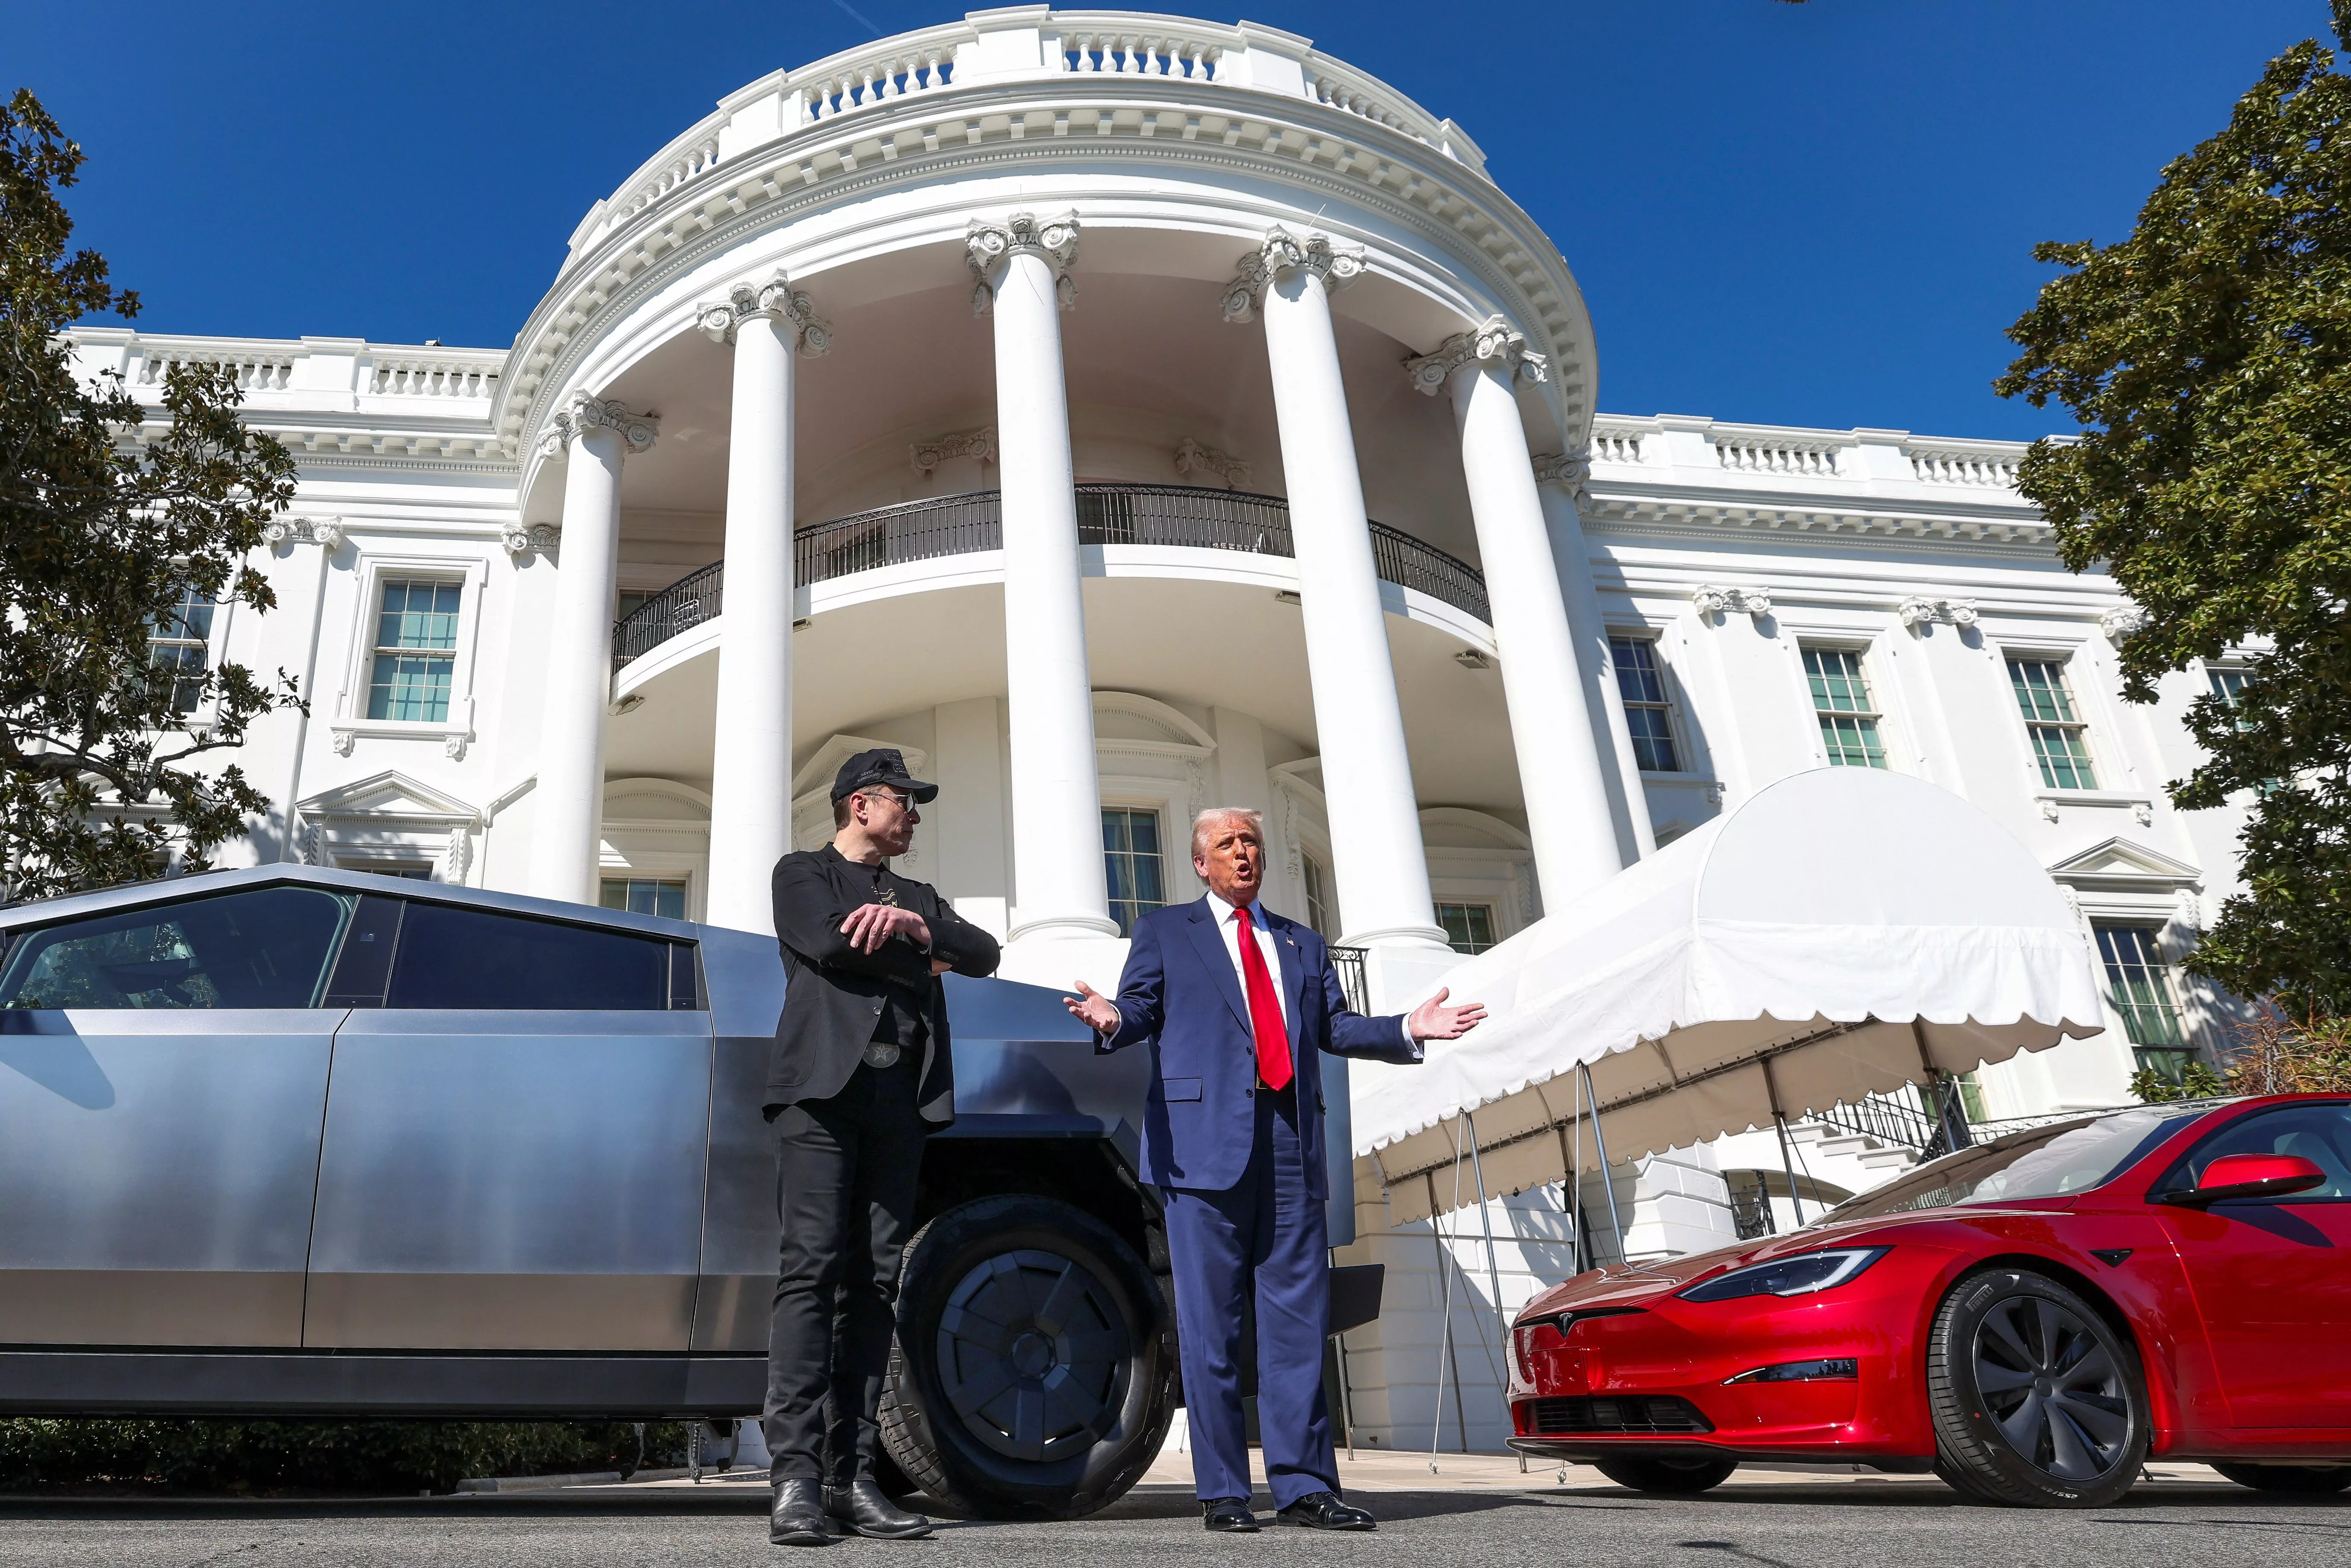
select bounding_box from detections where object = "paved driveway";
[5,1464,2346,1568]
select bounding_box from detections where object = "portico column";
[528,393,657,905]
[1533,453,1658,859]
[969,212,1117,941]
[1407,319,1624,903]
[1225,228,1447,952]
[698,275,831,934]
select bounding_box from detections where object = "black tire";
[1926,1267,2149,1508]
[2212,1462,2351,1494]
[1591,1455,1739,1493]
[880,1194,1178,1520]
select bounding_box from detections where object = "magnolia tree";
[0,90,298,905]
[1997,5,2351,1023]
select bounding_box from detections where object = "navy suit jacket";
[1098,896,1421,1198]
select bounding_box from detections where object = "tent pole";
[1760,1055,1806,1226]
[1462,1111,1519,1468]
[1579,1063,1629,1265]
[1427,1170,1450,1472]
[1553,1124,1582,1277]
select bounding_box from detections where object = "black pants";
[763,1052,925,1486]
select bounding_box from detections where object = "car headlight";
[1677,1247,1889,1304]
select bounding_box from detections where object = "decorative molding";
[2100,603,2151,642]
[1899,595,1979,628]
[1173,437,1249,488]
[2041,798,2061,823]
[1220,225,1366,324]
[1530,451,1589,491]
[697,271,832,355]
[966,211,1079,315]
[444,825,473,883]
[2133,800,2154,828]
[2175,887,2203,931]
[262,514,343,548]
[536,392,657,463]
[1692,584,1772,620]
[910,425,997,476]
[331,730,356,757]
[1402,314,1548,396]
[501,522,561,556]
[444,732,470,762]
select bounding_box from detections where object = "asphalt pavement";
[5,1466,2346,1568]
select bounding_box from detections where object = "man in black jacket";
[763,748,1000,1545]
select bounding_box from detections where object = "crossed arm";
[771,857,1001,984]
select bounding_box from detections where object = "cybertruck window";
[1821,1106,2209,1221]
[0,887,356,1010]
[385,900,670,1010]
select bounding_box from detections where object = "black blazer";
[766,846,1001,1123]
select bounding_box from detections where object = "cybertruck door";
[0,884,354,1346]
[303,894,711,1352]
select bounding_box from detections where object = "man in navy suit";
[1066,808,1484,1532]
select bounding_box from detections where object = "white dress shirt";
[1203,891,1414,1047]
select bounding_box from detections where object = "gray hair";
[1190,807,1265,860]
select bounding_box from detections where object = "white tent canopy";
[1352,769,2106,1224]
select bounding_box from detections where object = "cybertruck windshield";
[1818,1102,2224,1223]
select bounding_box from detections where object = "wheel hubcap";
[936,1246,1132,1463]
[1971,1294,2130,1480]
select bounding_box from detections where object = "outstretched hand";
[1406,986,1487,1043]
[1064,980,1120,1034]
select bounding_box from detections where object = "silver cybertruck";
[0,866,1379,1517]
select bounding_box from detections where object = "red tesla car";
[1508,1094,2351,1507]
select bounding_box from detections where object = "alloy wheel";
[935,1246,1132,1464]
[1971,1294,2131,1479]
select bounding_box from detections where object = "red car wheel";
[1927,1268,2149,1508]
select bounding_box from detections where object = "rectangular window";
[2208,667,2248,712]
[601,878,687,920]
[341,861,433,881]
[2009,657,2098,790]
[1803,648,1888,769]
[366,580,462,722]
[1436,902,1498,956]
[1102,809,1165,938]
[2094,924,2191,1079]
[146,585,215,716]
[1302,853,1333,936]
[1609,636,1681,773]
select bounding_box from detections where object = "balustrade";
[1714,436,1843,478]
[368,358,499,399]
[1059,29,1223,79]
[1588,430,1644,464]
[804,48,958,120]
[612,483,1490,664]
[137,351,294,392]
[1908,447,2023,488]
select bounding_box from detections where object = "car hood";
[1512,1207,2039,1323]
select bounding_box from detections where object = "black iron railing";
[1326,945,1370,1016]
[613,484,1491,663]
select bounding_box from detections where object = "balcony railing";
[613,483,1490,664]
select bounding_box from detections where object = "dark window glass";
[2157,1103,2351,1200]
[0,887,354,1010]
[385,901,669,1010]
[1821,1105,2209,1222]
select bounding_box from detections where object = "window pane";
[1102,808,1166,939]
[1436,902,1497,955]
[367,652,454,722]
[2208,668,2247,709]
[601,878,686,920]
[1610,637,1667,705]
[1610,637,1680,772]
[1623,706,1679,772]
[378,581,462,651]
[2160,1103,2351,1200]
[385,902,669,1010]
[2010,658,2095,790]
[1803,648,1868,713]
[0,887,354,1010]
[2009,660,2078,723]
[2029,722,2098,790]
[2095,925,2185,1048]
[1302,855,1332,936]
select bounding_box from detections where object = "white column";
[1407,318,1625,904]
[1533,460,1657,858]
[1226,228,1446,953]
[527,393,655,905]
[698,276,831,935]
[969,212,1117,942]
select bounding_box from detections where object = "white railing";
[1908,446,2023,488]
[1589,430,1644,464]
[611,132,722,227]
[1714,435,1844,478]
[804,47,961,121]
[1302,59,1415,136]
[136,348,295,392]
[1058,27,1225,80]
[368,357,499,400]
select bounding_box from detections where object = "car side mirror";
[2160,1152,2327,1208]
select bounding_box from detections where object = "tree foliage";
[0,89,297,905]
[1995,6,2351,1016]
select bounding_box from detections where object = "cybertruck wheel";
[1591,1455,1739,1493]
[2212,1462,2351,1494]
[881,1194,1177,1520]
[1927,1267,2148,1508]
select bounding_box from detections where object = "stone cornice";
[697,271,833,353]
[1579,486,2057,551]
[966,211,1081,314]
[1219,225,1366,323]
[1402,313,1547,395]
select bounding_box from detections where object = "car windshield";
[1817,1105,2217,1222]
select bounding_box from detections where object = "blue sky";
[12,0,2333,439]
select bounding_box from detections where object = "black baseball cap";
[831,747,938,805]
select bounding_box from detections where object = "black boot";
[770,1478,832,1546]
[825,1477,934,1539]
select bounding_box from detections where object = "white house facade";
[70,9,2251,1450]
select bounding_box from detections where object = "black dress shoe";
[770,1478,832,1546]
[1278,1491,1375,1530]
[825,1477,934,1540]
[1202,1496,1261,1532]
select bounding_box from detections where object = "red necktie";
[1232,905,1293,1091]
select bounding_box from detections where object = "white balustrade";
[137,350,294,392]
[804,48,959,120]
[368,358,500,399]
[614,133,722,225]
[1713,436,1844,477]
[1303,63,1411,134]
[1908,447,2023,488]
[1589,430,1644,464]
[1059,29,1223,79]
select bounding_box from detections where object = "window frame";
[1435,900,1500,956]
[1607,631,1687,776]
[601,876,690,921]
[1101,804,1170,939]
[2091,920,2192,1064]
[2004,651,2101,792]
[1799,643,1891,770]
[145,583,223,721]
[331,549,488,755]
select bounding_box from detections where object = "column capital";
[966,211,1079,315]
[539,392,657,462]
[262,514,342,549]
[1899,594,1978,629]
[1694,584,1774,621]
[1529,450,1590,491]
[1403,315,1548,396]
[910,425,998,476]
[1220,225,1365,323]
[698,272,832,355]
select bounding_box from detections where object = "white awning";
[1351,768,2106,1223]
